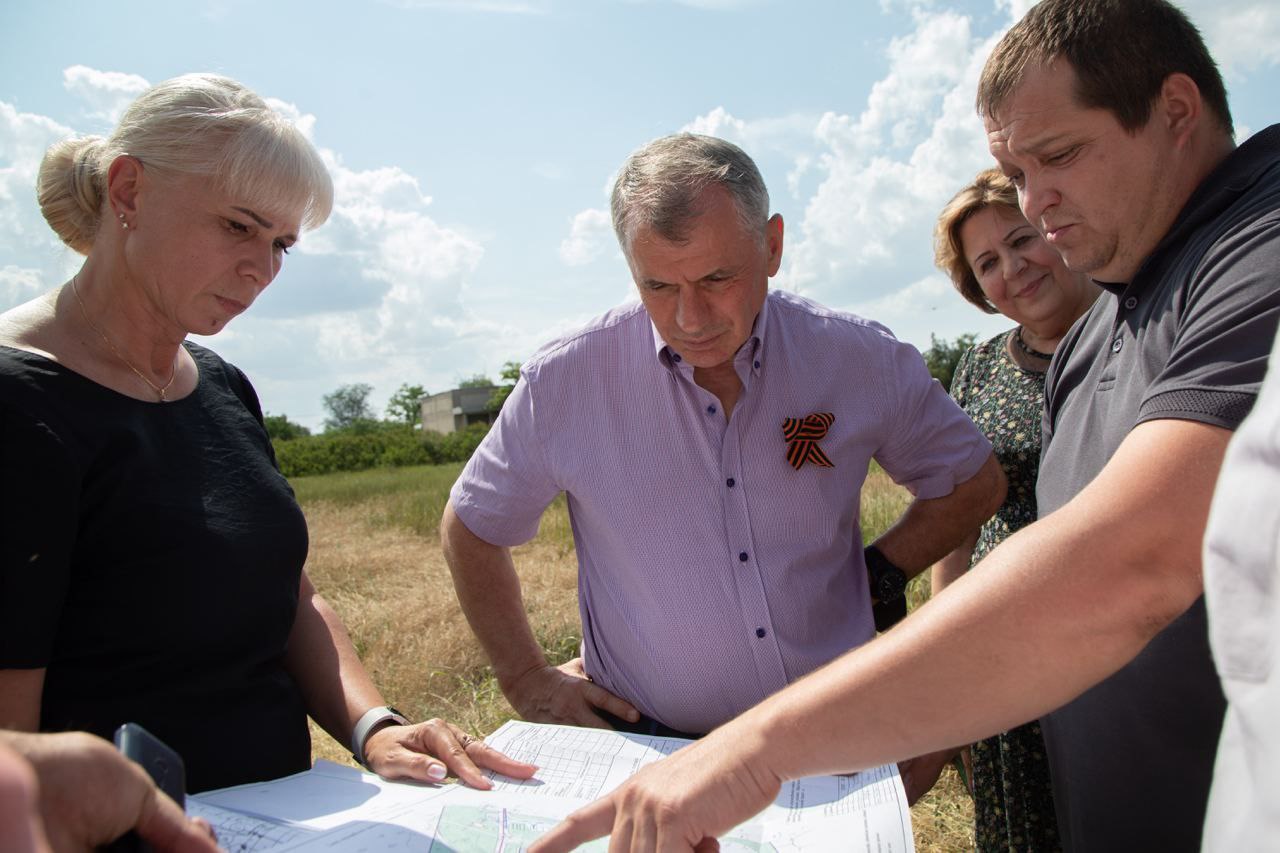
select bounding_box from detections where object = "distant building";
[420,386,499,434]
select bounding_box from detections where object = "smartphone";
[105,723,187,853]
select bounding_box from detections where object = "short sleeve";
[0,405,80,667]
[448,369,563,546]
[873,337,992,499]
[1140,215,1280,428]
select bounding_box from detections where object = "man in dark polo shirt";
[529,3,1280,853]
[979,1,1280,847]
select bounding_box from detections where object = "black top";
[1038,125,1280,851]
[0,342,311,792]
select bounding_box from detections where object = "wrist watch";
[865,544,907,603]
[351,705,410,770]
[865,544,908,631]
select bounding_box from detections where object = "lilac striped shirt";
[450,290,991,733]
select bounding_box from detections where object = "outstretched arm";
[532,417,1225,852]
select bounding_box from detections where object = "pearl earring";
[118,212,129,230]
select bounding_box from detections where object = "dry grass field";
[295,462,974,851]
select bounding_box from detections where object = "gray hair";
[37,73,333,255]
[610,133,771,254]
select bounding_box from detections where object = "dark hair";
[977,0,1232,136]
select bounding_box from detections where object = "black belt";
[597,709,704,740]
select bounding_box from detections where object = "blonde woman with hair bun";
[0,73,533,799]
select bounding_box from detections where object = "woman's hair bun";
[37,135,107,255]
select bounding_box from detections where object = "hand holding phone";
[105,723,187,853]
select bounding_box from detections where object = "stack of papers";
[189,720,914,851]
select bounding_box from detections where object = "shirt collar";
[1108,123,1280,294]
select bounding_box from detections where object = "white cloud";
[0,100,77,291]
[264,98,318,142]
[0,266,47,306]
[1182,0,1280,74]
[994,0,1035,21]
[558,208,612,266]
[61,65,149,125]
[681,107,816,162]
[779,8,995,308]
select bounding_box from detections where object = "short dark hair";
[977,0,1232,136]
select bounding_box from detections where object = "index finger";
[529,796,617,853]
[467,741,538,783]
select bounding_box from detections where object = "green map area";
[427,805,774,853]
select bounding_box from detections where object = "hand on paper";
[529,726,782,853]
[509,658,641,730]
[897,745,961,806]
[363,718,537,789]
[2,730,219,853]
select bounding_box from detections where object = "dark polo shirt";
[1037,124,1280,853]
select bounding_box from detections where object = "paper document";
[191,720,914,851]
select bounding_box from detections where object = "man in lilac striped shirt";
[442,134,1004,742]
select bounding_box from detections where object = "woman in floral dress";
[903,169,1098,852]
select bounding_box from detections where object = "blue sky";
[2,0,1277,428]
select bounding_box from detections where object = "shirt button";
[672,353,682,362]
[755,628,767,638]
[1124,296,1138,310]
[754,360,761,369]
[1112,338,1124,354]
[726,478,736,488]
[739,551,749,562]
[707,405,717,415]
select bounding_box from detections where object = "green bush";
[273,422,489,478]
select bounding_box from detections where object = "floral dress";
[949,330,1061,853]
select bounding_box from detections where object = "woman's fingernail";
[428,764,448,781]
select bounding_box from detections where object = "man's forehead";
[983,61,1081,151]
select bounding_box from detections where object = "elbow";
[440,499,457,541]
[440,500,468,559]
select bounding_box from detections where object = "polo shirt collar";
[1119,123,1280,294]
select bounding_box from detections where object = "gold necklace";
[70,275,179,401]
